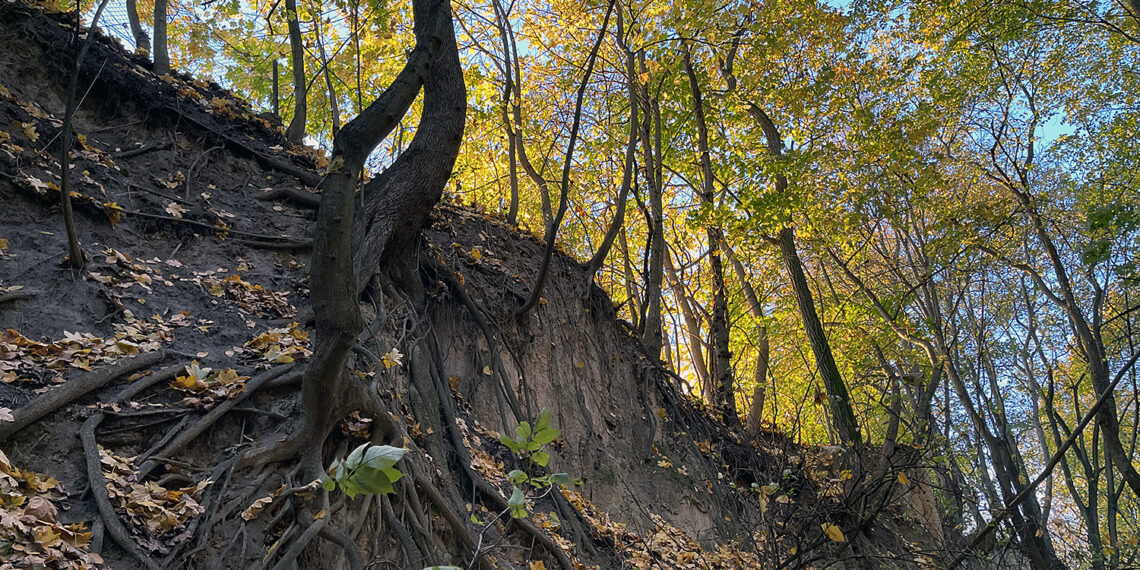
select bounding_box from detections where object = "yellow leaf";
[1035,529,1043,538]
[470,247,483,261]
[657,407,666,419]
[528,562,547,570]
[482,366,492,376]
[314,509,326,519]
[821,523,845,543]
[897,471,909,486]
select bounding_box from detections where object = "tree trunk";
[125,0,148,54]
[312,8,340,138]
[663,250,710,397]
[583,8,637,284]
[638,50,664,360]
[352,2,466,289]
[681,41,734,422]
[724,242,769,435]
[777,227,862,451]
[284,0,308,143]
[152,0,169,74]
[241,0,458,469]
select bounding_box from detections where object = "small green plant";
[499,407,561,467]
[322,443,407,498]
[498,408,578,519]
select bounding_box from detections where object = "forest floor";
[0,3,953,569]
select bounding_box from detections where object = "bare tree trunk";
[59,0,113,268]
[724,241,769,435]
[619,228,640,331]
[311,6,340,138]
[284,0,308,143]
[638,50,665,360]
[490,0,519,225]
[776,227,862,451]
[152,0,169,74]
[663,250,710,396]
[241,0,458,469]
[681,41,734,423]
[125,0,149,54]
[583,8,637,285]
[515,0,614,318]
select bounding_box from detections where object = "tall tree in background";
[152,0,169,74]
[284,0,308,142]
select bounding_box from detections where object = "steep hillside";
[0,4,951,569]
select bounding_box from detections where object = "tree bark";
[583,8,637,284]
[515,0,614,318]
[352,0,466,289]
[681,41,734,422]
[637,50,665,360]
[776,227,862,451]
[724,241,769,435]
[152,0,169,74]
[125,0,149,54]
[284,0,308,143]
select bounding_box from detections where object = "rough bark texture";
[352,4,466,289]
[152,0,168,74]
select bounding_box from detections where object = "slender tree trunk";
[681,41,734,422]
[515,0,614,318]
[311,8,340,138]
[663,250,710,397]
[638,50,664,360]
[583,9,637,284]
[59,0,113,268]
[284,0,308,143]
[152,0,169,74]
[777,227,862,451]
[724,242,769,435]
[619,228,641,331]
[125,0,149,54]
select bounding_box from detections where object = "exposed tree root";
[137,364,297,479]
[0,288,40,304]
[256,187,321,209]
[78,362,186,570]
[111,140,174,159]
[118,209,312,249]
[0,350,165,441]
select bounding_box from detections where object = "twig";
[0,351,165,441]
[112,140,174,159]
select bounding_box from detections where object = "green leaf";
[362,445,408,470]
[344,443,368,470]
[507,469,528,484]
[535,408,553,431]
[352,467,398,495]
[532,451,550,467]
[532,427,560,446]
[548,473,572,485]
[499,433,521,454]
[515,421,532,440]
[507,486,527,519]
[321,478,336,491]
